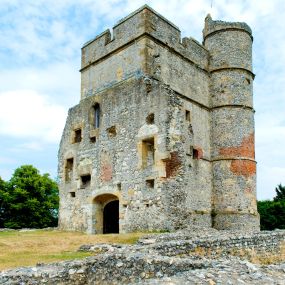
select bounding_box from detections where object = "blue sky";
[0,0,284,200]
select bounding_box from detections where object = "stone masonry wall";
[58,5,259,233]
[59,74,212,233]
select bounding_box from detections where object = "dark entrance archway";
[103,200,119,234]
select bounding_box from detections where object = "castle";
[58,5,260,234]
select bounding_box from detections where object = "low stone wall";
[0,253,209,284]
[0,229,284,284]
[144,230,285,262]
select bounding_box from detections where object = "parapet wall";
[203,15,252,41]
[81,5,208,73]
[203,14,253,72]
[80,5,209,103]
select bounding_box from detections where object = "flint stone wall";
[0,230,284,284]
[144,230,285,258]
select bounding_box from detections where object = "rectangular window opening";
[193,148,199,159]
[70,192,76,198]
[117,183,122,191]
[93,104,100,129]
[65,158,74,182]
[81,174,91,187]
[186,110,191,122]
[73,129,82,143]
[142,137,155,168]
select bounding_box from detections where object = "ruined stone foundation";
[58,5,260,234]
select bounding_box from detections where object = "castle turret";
[203,15,259,230]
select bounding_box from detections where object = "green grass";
[0,229,145,270]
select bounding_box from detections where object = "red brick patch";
[164,151,182,178]
[219,133,255,159]
[230,160,256,177]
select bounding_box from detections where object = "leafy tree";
[274,184,285,201]
[0,176,8,227]
[2,165,59,229]
[258,200,285,230]
[258,183,285,230]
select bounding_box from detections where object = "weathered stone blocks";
[58,5,259,234]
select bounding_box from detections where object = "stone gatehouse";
[58,5,260,234]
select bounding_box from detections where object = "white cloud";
[0,90,66,143]
[1,5,76,65]
[0,62,80,106]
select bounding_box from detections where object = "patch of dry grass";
[0,229,145,271]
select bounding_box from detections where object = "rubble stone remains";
[58,5,260,234]
[0,228,284,284]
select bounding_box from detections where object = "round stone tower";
[203,15,260,230]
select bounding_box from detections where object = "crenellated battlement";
[81,5,208,72]
[203,14,253,73]
[203,14,252,42]
[80,5,211,103]
[81,5,178,69]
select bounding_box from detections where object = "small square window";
[70,192,76,198]
[146,113,154,124]
[146,179,154,189]
[90,136,96,143]
[107,126,117,138]
[81,174,91,188]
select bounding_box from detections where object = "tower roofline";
[82,5,180,49]
[203,16,252,41]
[114,4,180,31]
[80,5,209,74]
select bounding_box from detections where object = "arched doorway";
[103,200,119,234]
[92,194,119,234]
